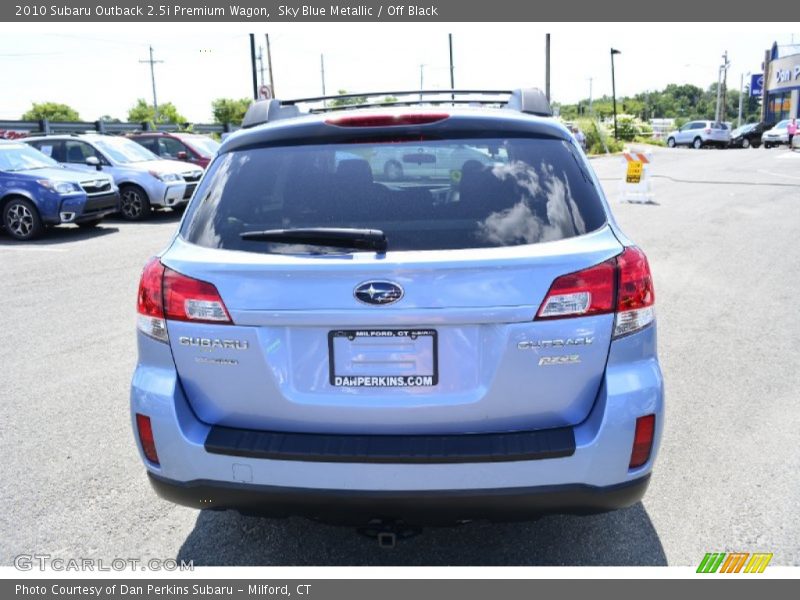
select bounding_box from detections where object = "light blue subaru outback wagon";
[131,89,663,531]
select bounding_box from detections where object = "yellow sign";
[626,160,643,184]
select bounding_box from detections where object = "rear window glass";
[181,137,606,254]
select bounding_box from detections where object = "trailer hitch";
[356,519,422,548]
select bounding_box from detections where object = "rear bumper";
[131,321,664,516]
[148,471,650,524]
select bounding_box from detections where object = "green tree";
[330,90,367,108]
[127,99,186,125]
[98,115,121,123]
[211,97,252,126]
[22,102,80,122]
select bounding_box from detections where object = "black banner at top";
[0,0,795,22]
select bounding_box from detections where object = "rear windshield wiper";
[240,227,388,252]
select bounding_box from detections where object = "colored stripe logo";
[697,552,773,573]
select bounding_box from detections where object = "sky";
[0,22,797,123]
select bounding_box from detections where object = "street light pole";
[738,72,749,128]
[545,34,551,102]
[611,48,621,139]
[449,33,455,102]
[249,34,258,100]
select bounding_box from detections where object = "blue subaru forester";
[0,141,118,240]
[131,89,664,528]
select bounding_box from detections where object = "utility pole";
[737,72,748,128]
[721,51,730,123]
[714,50,730,123]
[545,34,551,102]
[448,33,455,101]
[588,77,593,116]
[257,46,265,88]
[419,64,425,101]
[261,33,276,98]
[320,54,326,101]
[249,34,258,100]
[139,45,163,123]
[265,34,275,96]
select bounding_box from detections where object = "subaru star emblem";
[354,281,404,305]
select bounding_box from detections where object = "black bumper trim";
[148,473,650,524]
[83,192,120,214]
[204,425,576,464]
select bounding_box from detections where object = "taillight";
[163,267,231,324]
[136,257,168,342]
[536,259,616,319]
[136,258,232,342]
[629,414,655,468]
[535,246,655,338]
[325,113,449,127]
[136,413,160,465]
[614,246,655,338]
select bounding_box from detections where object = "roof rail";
[240,88,551,129]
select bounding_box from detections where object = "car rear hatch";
[157,116,623,435]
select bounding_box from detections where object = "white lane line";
[757,169,800,181]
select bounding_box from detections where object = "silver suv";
[666,120,731,149]
[25,134,203,220]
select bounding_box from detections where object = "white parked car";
[761,120,790,148]
[666,120,731,149]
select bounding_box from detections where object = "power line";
[139,45,164,122]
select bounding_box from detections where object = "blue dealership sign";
[750,73,764,97]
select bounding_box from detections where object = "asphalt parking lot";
[1,146,798,566]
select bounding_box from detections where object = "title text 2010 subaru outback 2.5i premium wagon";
[131,89,664,528]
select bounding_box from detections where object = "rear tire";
[119,185,152,221]
[667,137,676,148]
[692,137,703,149]
[3,197,44,241]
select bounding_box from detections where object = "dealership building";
[764,42,800,122]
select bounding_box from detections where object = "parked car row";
[666,119,798,150]
[1,132,218,241]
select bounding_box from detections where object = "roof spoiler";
[240,88,552,129]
